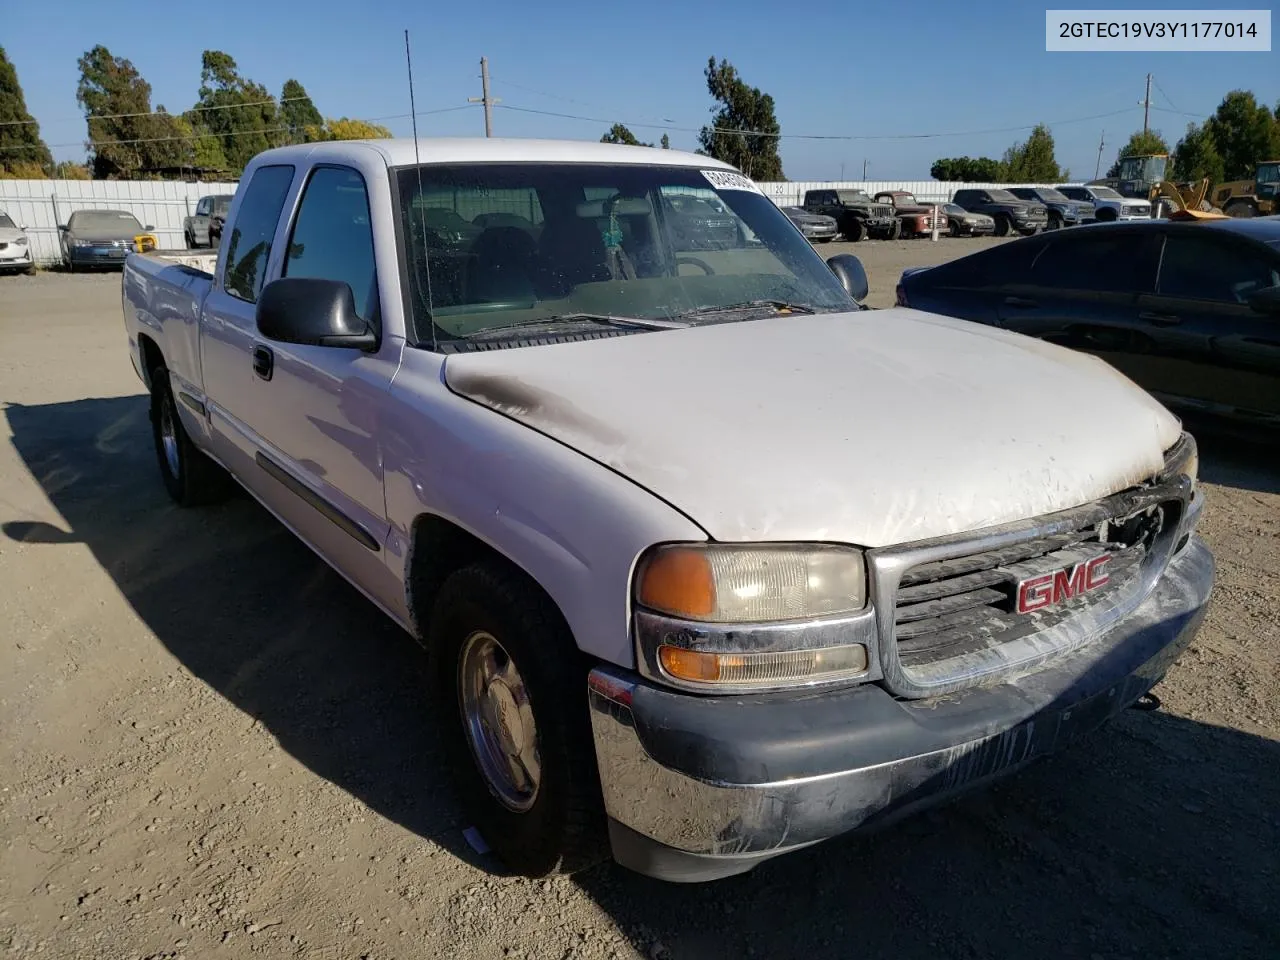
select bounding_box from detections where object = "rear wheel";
[1225,199,1258,218]
[149,365,232,506]
[430,562,607,877]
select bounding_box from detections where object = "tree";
[309,117,393,141]
[930,156,1003,181]
[600,123,650,147]
[1000,124,1064,182]
[54,160,92,180]
[1105,130,1170,177]
[280,79,322,144]
[697,58,783,180]
[1204,90,1275,180]
[660,133,670,149]
[192,50,281,176]
[1171,121,1225,184]
[76,45,191,178]
[0,47,53,176]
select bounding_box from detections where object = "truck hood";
[443,310,1181,547]
[0,226,26,243]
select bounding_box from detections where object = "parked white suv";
[1058,184,1152,221]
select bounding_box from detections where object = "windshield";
[987,190,1019,202]
[943,204,966,216]
[1117,155,1167,182]
[396,163,855,346]
[1257,163,1280,184]
[1037,188,1070,202]
[0,213,15,229]
[1091,186,1123,200]
[212,196,232,216]
[835,190,872,204]
[68,210,143,236]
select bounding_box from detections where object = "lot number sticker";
[701,169,764,194]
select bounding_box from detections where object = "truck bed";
[122,251,216,405]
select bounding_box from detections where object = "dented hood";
[443,309,1181,547]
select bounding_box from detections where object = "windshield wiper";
[671,299,820,320]
[466,312,688,340]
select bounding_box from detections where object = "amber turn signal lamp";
[636,548,715,619]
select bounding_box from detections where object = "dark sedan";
[782,205,838,243]
[896,218,1280,428]
[59,209,153,270]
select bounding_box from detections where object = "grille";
[873,205,894,217]
[891,497,1180,677]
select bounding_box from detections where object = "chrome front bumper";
[588,536,1214,882]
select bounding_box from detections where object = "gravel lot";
[1,245,1277,960]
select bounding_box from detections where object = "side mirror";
[1247,284,1280,316]
[58,224,68,231]
[827,254,869,302]
[256,277,377,349]
[144,224,154,232]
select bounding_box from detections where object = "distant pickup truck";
[951,188,1050,236]
[122,139,1213,884]
[183,194,234,248]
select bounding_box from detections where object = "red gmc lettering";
[1016,555,1112,614]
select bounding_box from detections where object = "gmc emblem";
[1015,555,1111,614]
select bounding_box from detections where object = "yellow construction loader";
[1088,154,1221,216]
[1208,160,1280,218]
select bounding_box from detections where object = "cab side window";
[283,166,378,322]
[1157,233,1280,304]
[224,165,295,303]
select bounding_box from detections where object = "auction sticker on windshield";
[702,170,764,194]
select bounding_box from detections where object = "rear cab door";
[1135,227,1280,419]
[994,228,1161,378]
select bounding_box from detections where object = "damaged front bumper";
[587,536,1214,882]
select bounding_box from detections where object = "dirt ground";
[1,244,1277,960]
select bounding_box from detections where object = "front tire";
[149,365,231,506]
[843,218,867,242]
[1047,213,1063,231]
[430,562,607,877]
[994,215,1013,237]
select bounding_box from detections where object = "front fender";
[381,349,708,668]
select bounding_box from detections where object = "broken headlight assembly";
[632,543,875,694]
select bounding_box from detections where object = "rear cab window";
[223,165,296,303]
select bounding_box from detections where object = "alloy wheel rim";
[458,630,541,812]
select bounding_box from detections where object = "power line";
[0,95,319,129]
[490,76,680,126]
[1150,75,1181,113]
[0,104,479,154]
[495,102,1139,141]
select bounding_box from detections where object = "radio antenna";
[404,28,437,349]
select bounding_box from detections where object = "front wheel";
[1047,213,1063,231]
[994,215,1013,237]
[430,562,607,877]
[843,219,867,242]
[150,366,232,506]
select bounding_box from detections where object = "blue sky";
[6,0,1278,180]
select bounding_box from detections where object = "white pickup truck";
[122,138,1213,883]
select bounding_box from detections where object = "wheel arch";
[405,513,574,655]
[138,332,165,389]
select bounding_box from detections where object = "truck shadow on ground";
[4,395,1278,960]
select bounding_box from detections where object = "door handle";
[1139,311,1182,327]
[252,345,274,381]
[1003,295,1038,308]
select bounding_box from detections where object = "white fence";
[1,176,1077,265]
[0,179,238,265]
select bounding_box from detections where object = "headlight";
[637,543,866,622]
[1161,433,1198,493]
[634,543,873,693]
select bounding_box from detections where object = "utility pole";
[862,158,868,179]
[468,57,499,137]
[840,162,845,181]
[1142,73,1152,134]
[1095,129,1106,179]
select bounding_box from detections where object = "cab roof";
[254,137,735,171]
